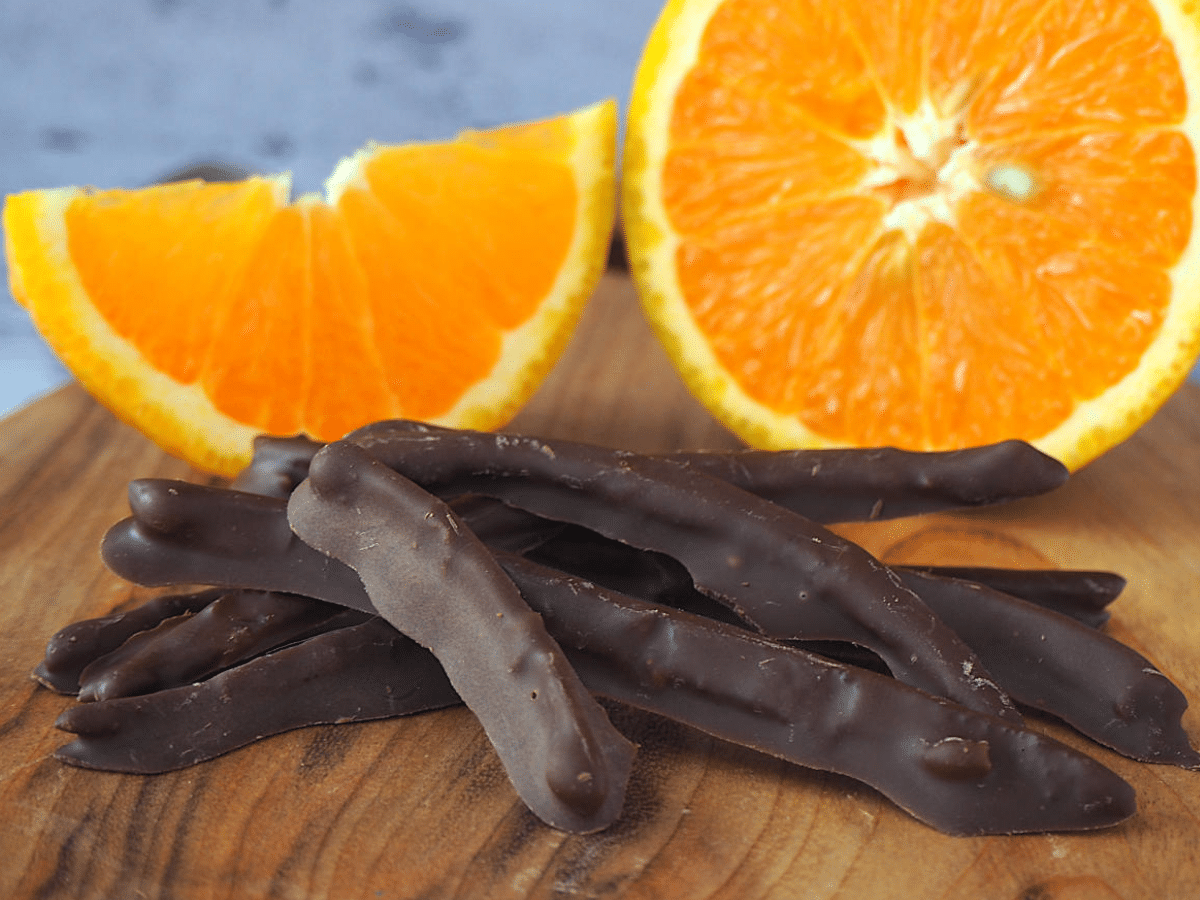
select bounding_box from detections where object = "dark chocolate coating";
[659,440,1069,523]
[343,422,1019,722]
[77,590,360,702]
[362,421,1068,524]
[102,479,376,615]
[55,617,459,772]
[229,434,324,498]
[907,566,1122,630]
[896,570,1200,768]
[447,494,567,555]
[525,524,749,627]
[228,437,563,555]
[287,441,636,834]
[494,554,1134,836]
[33,588,225,694]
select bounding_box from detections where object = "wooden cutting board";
[2,272,1199,900]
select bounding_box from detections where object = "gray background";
[3,0,1196,420]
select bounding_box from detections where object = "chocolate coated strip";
[288,441,636,834]
[905,566,1121,630]
[525,523,749,628]
[113,464,1015,723]
[447,494,567,555]
[33,589,226,694]
[55,617,459,773]
[230,436,564,553]
[344,422,1018,722]
[372,421,1068,524]
[77,590,362,702]
[660,441,1069,523]
[102,480,376,615]
[896,569,1200,768]
[229,434,324,498]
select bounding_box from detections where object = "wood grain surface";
[1,273,1199,900]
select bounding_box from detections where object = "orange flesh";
[663,0,1196,448]
[65,180,280,385]
[61,135,578,439]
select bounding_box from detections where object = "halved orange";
[622,0,1200,469]
[5,99,617,476]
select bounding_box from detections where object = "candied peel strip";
[228,431,1068,523]
[34,588,226,694]
[76,590,363,703]
[54,617,458,773]
[660,439,1068,522]
[287,440,635,834]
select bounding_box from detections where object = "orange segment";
[684,0,888,140]
[959,191,1173,398]
[914,222,1071,448]
[840,0,934,116]
[4,99,617,475]
[360,141,575,329]
[969,130,1196,267]
[797,230,927,447]
[925,0,1057,117]
[623,0,1200,468]
[967,0,1189,141]
[200,204,312,436]
[335,185,504,418]
[664,125,875,233]
[678,196,886,409]
[64,178,285,384]
[303,203,398,441]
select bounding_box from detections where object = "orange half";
[622,0,1200,469]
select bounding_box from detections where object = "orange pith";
[624,0,1200,465]
[5,100,617,475]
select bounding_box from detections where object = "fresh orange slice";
[4,99,617,476]
[622,0,1200,469]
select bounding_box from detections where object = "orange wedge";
[4,99,617,476]
[622,0,1200,469]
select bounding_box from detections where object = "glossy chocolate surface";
[34,588,224,694]
[908,566,1122,629]
[77,589,357,702]
[899,569,1200,767]
[228,434,323,499]
[349,421,1068,524]
[102,479,375,614]
[71,424,1199,836]
[55,617,458,772]
[498,553,1135,836]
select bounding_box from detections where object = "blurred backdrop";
[3,0,1198,420]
